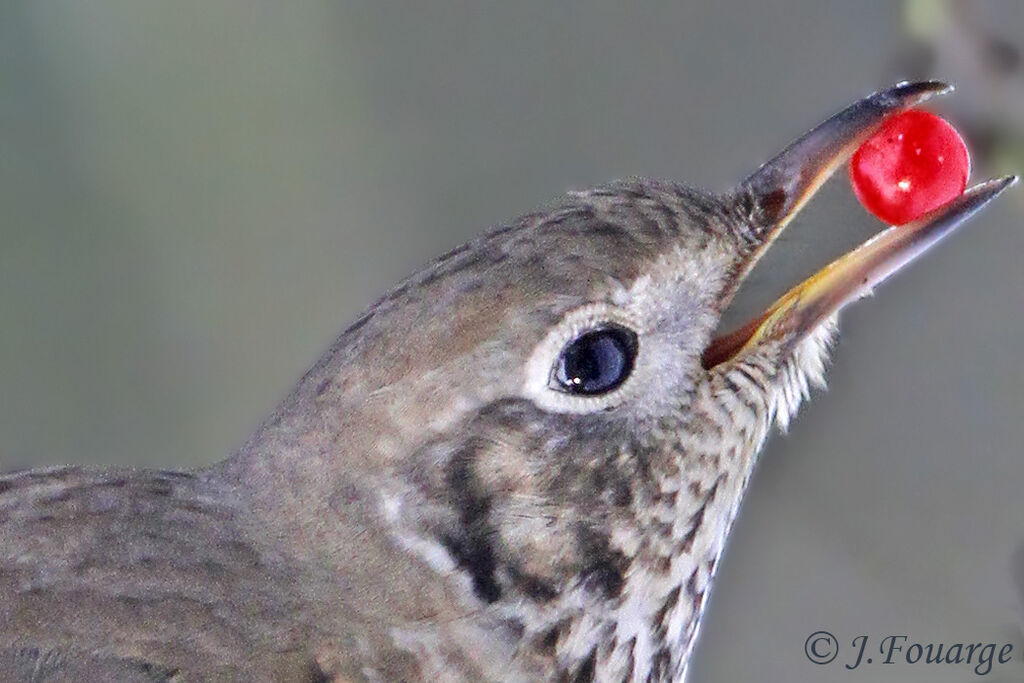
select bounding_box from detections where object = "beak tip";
[979,174,1019,199]
[888,79,954,102]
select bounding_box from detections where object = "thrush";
[0,82,1017,682]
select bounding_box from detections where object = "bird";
[0,81,1017,682]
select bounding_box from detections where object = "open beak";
[703,81,1019,369]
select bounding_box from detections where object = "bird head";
[226,82,1015,680]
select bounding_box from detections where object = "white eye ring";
[522,303,643,414]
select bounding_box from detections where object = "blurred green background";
[1,2,1023,681]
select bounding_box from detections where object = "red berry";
[849,109,970,225]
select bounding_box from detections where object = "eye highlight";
[552,325,638,396]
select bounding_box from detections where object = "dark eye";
[553,325,638,395]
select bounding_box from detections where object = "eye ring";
[523,303,643,414]
[550,324,638,396]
